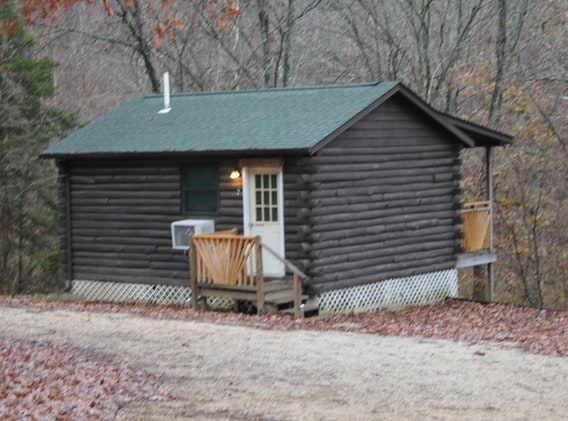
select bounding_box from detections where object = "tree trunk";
[282,0,295,87]
[489,0,529,129]
[257,0,272,87]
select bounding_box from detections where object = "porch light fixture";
[230,168,241,180]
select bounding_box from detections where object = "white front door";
[243,167,285,277]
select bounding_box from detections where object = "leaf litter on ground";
[1,296,567,418]
[0,337,169,419]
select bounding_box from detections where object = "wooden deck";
[189,231,310,318]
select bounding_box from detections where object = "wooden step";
[279,301,320,318]
[195,277,314,317]
[265,290,308,305]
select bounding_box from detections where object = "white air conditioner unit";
[171,219,215,250]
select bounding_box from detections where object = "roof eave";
[309,83,479,153]
[40,147,311,161]
[309,82,402,154]
[393,85,477,147]
[442,116,513,147]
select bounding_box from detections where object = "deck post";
[293,273,302,318]
[486,146,494,301]
[255,236,265,314]
[189,236,198,310]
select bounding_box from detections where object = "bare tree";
[488,0,529,128]
[326,0,485,112]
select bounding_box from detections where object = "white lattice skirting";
[317,269,458,315]
[73,269,457,315]
[71,280,233,309]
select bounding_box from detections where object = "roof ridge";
[141,81,399,99]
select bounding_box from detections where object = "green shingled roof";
[42,82,400,157]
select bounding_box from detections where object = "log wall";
[57,93,464,293]
[301,95,463,293]
[60,158,243,286]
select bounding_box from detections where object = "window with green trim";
[182,165,218,213]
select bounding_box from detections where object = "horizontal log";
[72,271,189,286]
[308,183,457,201]
[71,205,181,215]
[317,144,453,157]
[351,119,430,130]
[336,129,449,143]
[70,163,178,173]
[219,182,243,191]
[149,260,189,271]
[309,243,455,272]
[309,191,460,208]
[308,225,455,247]
[72,243,166,254]
[309,150,456,165]
[309,207,458,226]
[308,201,455,220]
[71,189,180,200]
[218,198,243,209]
[309,216,456,240]
[71,219,172,230]
[69,198,179,211]
[307,166,460,183]
[69,182,178,192]
[214,219,244,230]
[71,234,172,247]
[73,227,171,238]
[311,158,457,174]
[310,261,455,293]
[73,256,186,272]
[308,192,457,209]
[309,177,459,191]
[70,212,180,223]
[71,174,179,185]
[311,251,454,283]
[73,259,188,274]
[73,250,184,263]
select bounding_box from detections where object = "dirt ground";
[1,303,567,420]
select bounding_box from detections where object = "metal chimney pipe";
[163,72,170,109]
[158,72,171,114]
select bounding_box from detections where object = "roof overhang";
[442,116,513,147]
[393,84,512,148]
[41,148,311,161]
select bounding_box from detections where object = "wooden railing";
[260,241,307,317]
[190,229,260,287]
[461,201,491,252]
[189,230,307,317]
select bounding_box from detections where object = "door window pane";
[254,171,278,222]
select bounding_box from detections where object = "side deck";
[458,201,495,267]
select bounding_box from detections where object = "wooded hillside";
[1,0,566,309]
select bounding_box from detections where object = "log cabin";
[41,82,511,315]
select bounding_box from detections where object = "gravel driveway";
[1,303,567,420]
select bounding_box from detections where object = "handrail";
[259,240,308,280]
[259,240,306,318]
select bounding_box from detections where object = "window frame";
[181,163,219,215]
